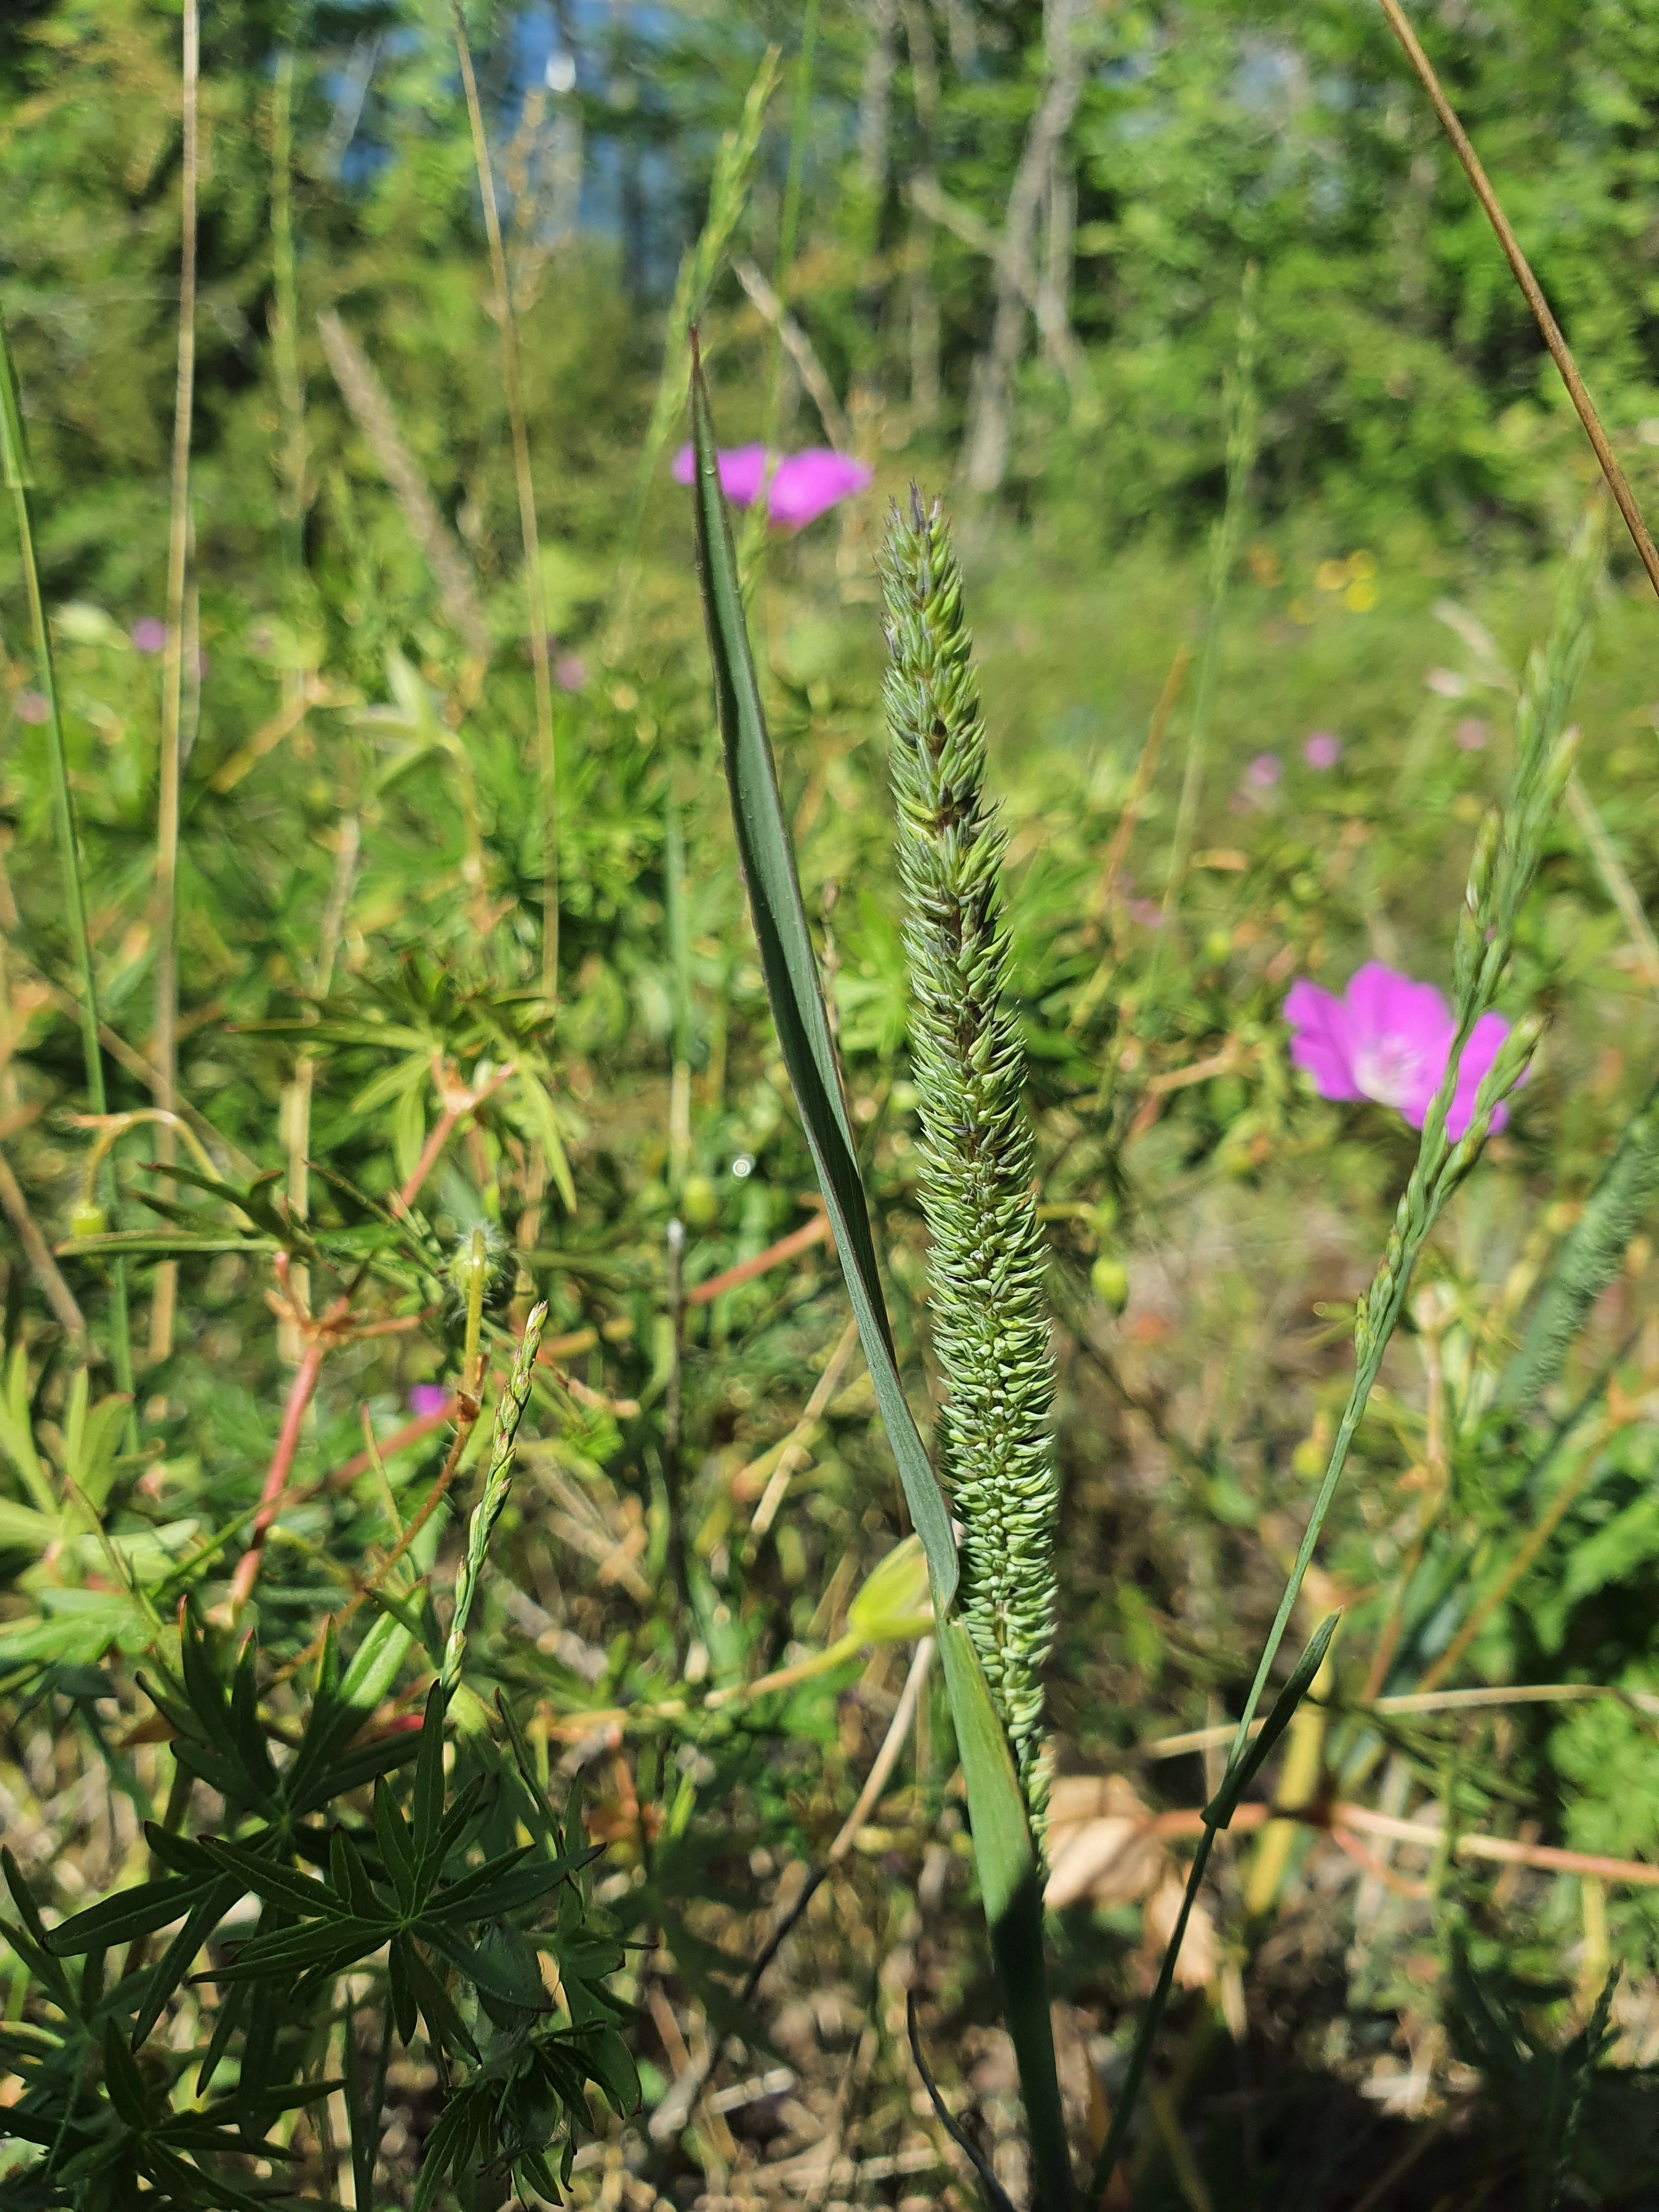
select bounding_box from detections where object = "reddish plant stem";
[685,1207,830,1306]
[391,1062,516,1220]
[1378,0,1659,599]
[225,1298,349,1615]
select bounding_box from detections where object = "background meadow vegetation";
[9,1,1659,2206]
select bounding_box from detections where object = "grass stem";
[1377,0,1659,598]
[0,308,133,1397]
[449,0,559,1002]
[150,0,200,1367]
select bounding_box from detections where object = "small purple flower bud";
[408,1384,451,1418]
[131,617,167,653]
[1303,731,1340,770]
[14,690,48,724]
[555,653,586,692]
[1456,718,1488,752]
[1245,752,1282,788]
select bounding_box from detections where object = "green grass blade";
[687,353,957,1616]
[939,1620,1074,2212]
[0,304,133,1397]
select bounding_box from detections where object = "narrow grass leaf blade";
[1204,1612,1340,1830]
[938,1620,1073,2211]
[687,359,957,1613]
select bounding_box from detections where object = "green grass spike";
[881,488,1058,1810]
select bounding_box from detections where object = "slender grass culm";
[881,490,1059,1817]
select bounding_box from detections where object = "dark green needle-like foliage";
[881,490,1058,1807]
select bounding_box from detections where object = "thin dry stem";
[449,0,559,1001]
[150,0,199,1367]
[0,1141,85,1339]
[1378,0,1659,598]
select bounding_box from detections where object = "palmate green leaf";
[197,1837,352,1921]
[431,1843,601,1922]
[686,358,957,1617]
[44,1872,213,1956]
[207,1916,391,1985]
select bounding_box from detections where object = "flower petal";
[1284,978,1364,1102]
[670,442,772,507]
[765,449,873,529]
[1446,1009,1516,1139]
[1344,963,1452,1060]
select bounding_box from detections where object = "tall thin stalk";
[1156,261,1258,949]
[269,42,308,574]
[449,0,559,1003]
[761,0,820,452]
[0,310,133,1395]
[151,0,200,1367]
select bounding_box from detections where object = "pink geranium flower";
[1284,961,1515,1139]
[671,443,872,530]
[408,1384,452,1418]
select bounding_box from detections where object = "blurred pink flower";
[131,617,167,653]
[1284,961,1515,1138]
[766,450,873,529]
[1245,752,1282,789]
[671,443,872,529]
[1455,717,1488,752]
[555,653,586,692]
[408,1384,452,1419]
[1129,899,1164,929]
[14,690,48,724]
[1304,731,1341,770]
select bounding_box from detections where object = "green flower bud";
[69,1202,108,1239]
[847,1534,934,1646]
[1091,1254,1130,1312]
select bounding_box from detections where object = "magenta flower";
[1304,731,1341,770]
[131,617,167,653]
[14,690,48,724]
[671,443,872,530]
[554,653,586,692]
[407,1384,452,1419]
[1245,752,1282,789]
[1284,962,1515,1138]
[766,450,873,529]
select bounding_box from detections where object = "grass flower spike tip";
[881,488,1058,1811]
[671,442,872,529]
[1285,961,1515,1138]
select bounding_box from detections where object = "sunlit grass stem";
[150,0,200,1367]
[449,0,559,1002]
[0,309,132,1397]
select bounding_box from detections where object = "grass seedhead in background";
[881,489,1059,1818]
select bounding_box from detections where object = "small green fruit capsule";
[69,1202,108,1239]
[680,1174,720,1229]
[1290,872,1320,905]
[1091,1254,1130,1312]
[1203,928,1233,964]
